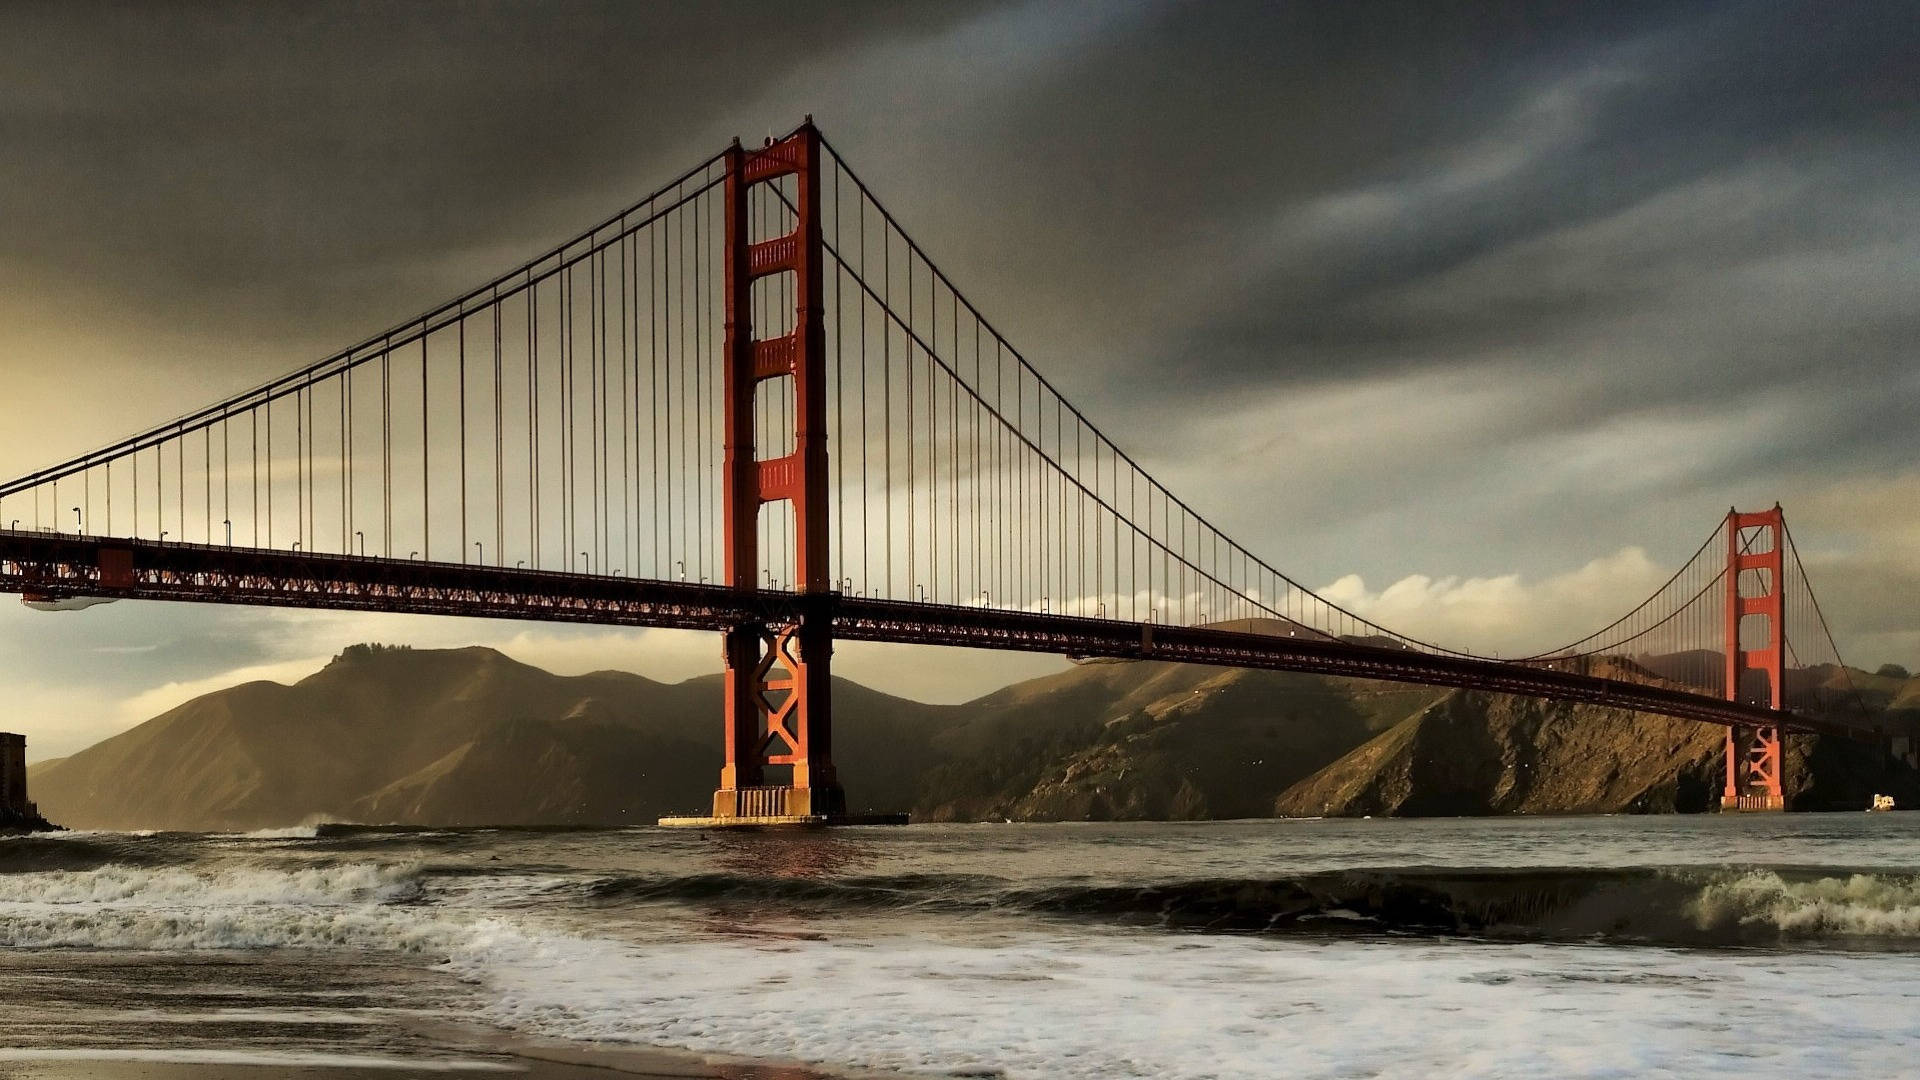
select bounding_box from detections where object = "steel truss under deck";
[0,529,1875,743]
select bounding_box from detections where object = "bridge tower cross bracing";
[1723,506,1786,811]
[711,122,846,822]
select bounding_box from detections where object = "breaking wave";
[234,825,324,839]
[0,835,168,874]
[1692,869,1920,938]
[585,865,1920,947]
[0,862,449,951]
[4,851,1920,1078]
[5,851,1920,954]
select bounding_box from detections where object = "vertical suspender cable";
[459,313,468,559]
[421,329,429,559]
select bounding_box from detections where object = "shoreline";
[0,1011,930,1080]
[428,1017,932,1080]
[0,1035,922,1080]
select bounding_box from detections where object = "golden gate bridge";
[0,122,1878,820]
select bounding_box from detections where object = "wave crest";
[0,862,446,951]
[1692,870,1920,938]
[583,865,1920,947]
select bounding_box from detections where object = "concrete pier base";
[656,811,909,828]
[1720,794,1786,811]
[658,784,907,828]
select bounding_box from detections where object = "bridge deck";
[0,530,1874,740]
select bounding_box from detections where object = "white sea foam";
[1692,870,1920,936]
[8,860,1920,1078]
[446,926,1920,1080]
[0,863,455,951]
[27,829,159,839]
[236,824,323,839]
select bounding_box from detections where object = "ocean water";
[2,815,1920,1077]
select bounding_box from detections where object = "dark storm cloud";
[1150,1,1919,391]
[0,1,1000,335]
[0,0,1916,723]
[765,1,1917,541]
[876,0,1918,606]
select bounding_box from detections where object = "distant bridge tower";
[710,123,845,823]
[1723,506,1786,810]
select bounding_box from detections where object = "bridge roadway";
[0,529,1875,741]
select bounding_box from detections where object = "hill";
[910,661,1445,821]
[32,644,948,830]
[30,644,1430,830]
[1277,661,1920,816]
[27,644,1920,829]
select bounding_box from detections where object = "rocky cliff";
[1276,671,1920,817]
[909,661,1445,821]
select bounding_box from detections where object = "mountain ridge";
[28,642,1920,829]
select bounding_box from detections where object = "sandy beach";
[0,1035,905,1080]
[0,1062,835,1080]
[0,1007,918,1080]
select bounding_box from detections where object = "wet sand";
[0,1025,919,1080]
[0,1052,865,1080]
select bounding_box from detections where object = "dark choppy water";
[3,814,1920,1076]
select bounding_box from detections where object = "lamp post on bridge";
[72,507,82,535]
[474,541,484,566]
[355,531,365,556]
[579,551,590,575]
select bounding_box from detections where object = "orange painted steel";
[714,123,842,820]
[1723,506,1786,810]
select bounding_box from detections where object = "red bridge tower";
[1723,506,1786,811]
[701,123,847,824]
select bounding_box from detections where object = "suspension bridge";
[0,122,1878,820]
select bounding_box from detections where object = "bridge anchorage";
[0,120,1887,824]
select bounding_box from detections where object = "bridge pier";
[1722,725,1785,811]
[704,615,849,823]
[1720,507,1788,812]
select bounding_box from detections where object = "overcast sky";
[1,0,1914,759]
